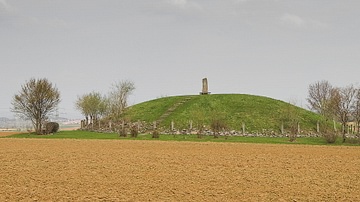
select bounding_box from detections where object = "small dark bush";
[322,131,338,144]
[130,125,138,138]
[197,130,203,139]
[152,130,160,138]
[318,120,338,144]
[210,119,227,138]
[119,127,127,137]
[289,132,297,142]
[287,122,299,142]
[289,133,297,142]
[45,122,59,134]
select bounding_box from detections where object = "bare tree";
[11,78,60,134]
[108,80,135,120]
[352,89,360,136]
[210,111,227,138]
[332,85,357,142]
[307,80,336,119]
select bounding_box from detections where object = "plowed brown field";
[0,132,22,137]
[1,138,360,201]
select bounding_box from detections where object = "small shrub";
[197,130,203,139]
[130,125,138,138]
[152,130,160,138]
[287,122,299,142]
[211,119,227,139]
[319,120,338,144]
[289,133,297,142]
[119,127,127,137]
[322,131,338,144]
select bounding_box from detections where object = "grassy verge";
[3,130,359,146]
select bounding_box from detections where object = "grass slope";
[125,94,323,133]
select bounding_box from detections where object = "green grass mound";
[125,94,323,134]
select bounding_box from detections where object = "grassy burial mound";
[125,94,323,135]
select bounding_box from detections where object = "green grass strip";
[3,130,359,146]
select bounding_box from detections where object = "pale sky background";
[1,0,359,119]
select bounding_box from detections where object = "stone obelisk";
[200,78,210,95]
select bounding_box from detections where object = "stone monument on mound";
[200,78,210,95]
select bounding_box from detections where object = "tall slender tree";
[333,85,357,142]
[108,80,135,120]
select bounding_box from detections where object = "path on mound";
[156,96,192,125]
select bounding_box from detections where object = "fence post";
[242,122,245,135]
[297,122,300,134]
[137,121,140,132]
[316,121,320,133]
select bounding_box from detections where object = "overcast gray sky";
[1,0,359,118]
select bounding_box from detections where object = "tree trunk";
[35,119,42,134]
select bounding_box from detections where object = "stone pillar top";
[200,78,210,95]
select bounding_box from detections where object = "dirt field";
[0,131,22,137]
[1,139,360,201]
